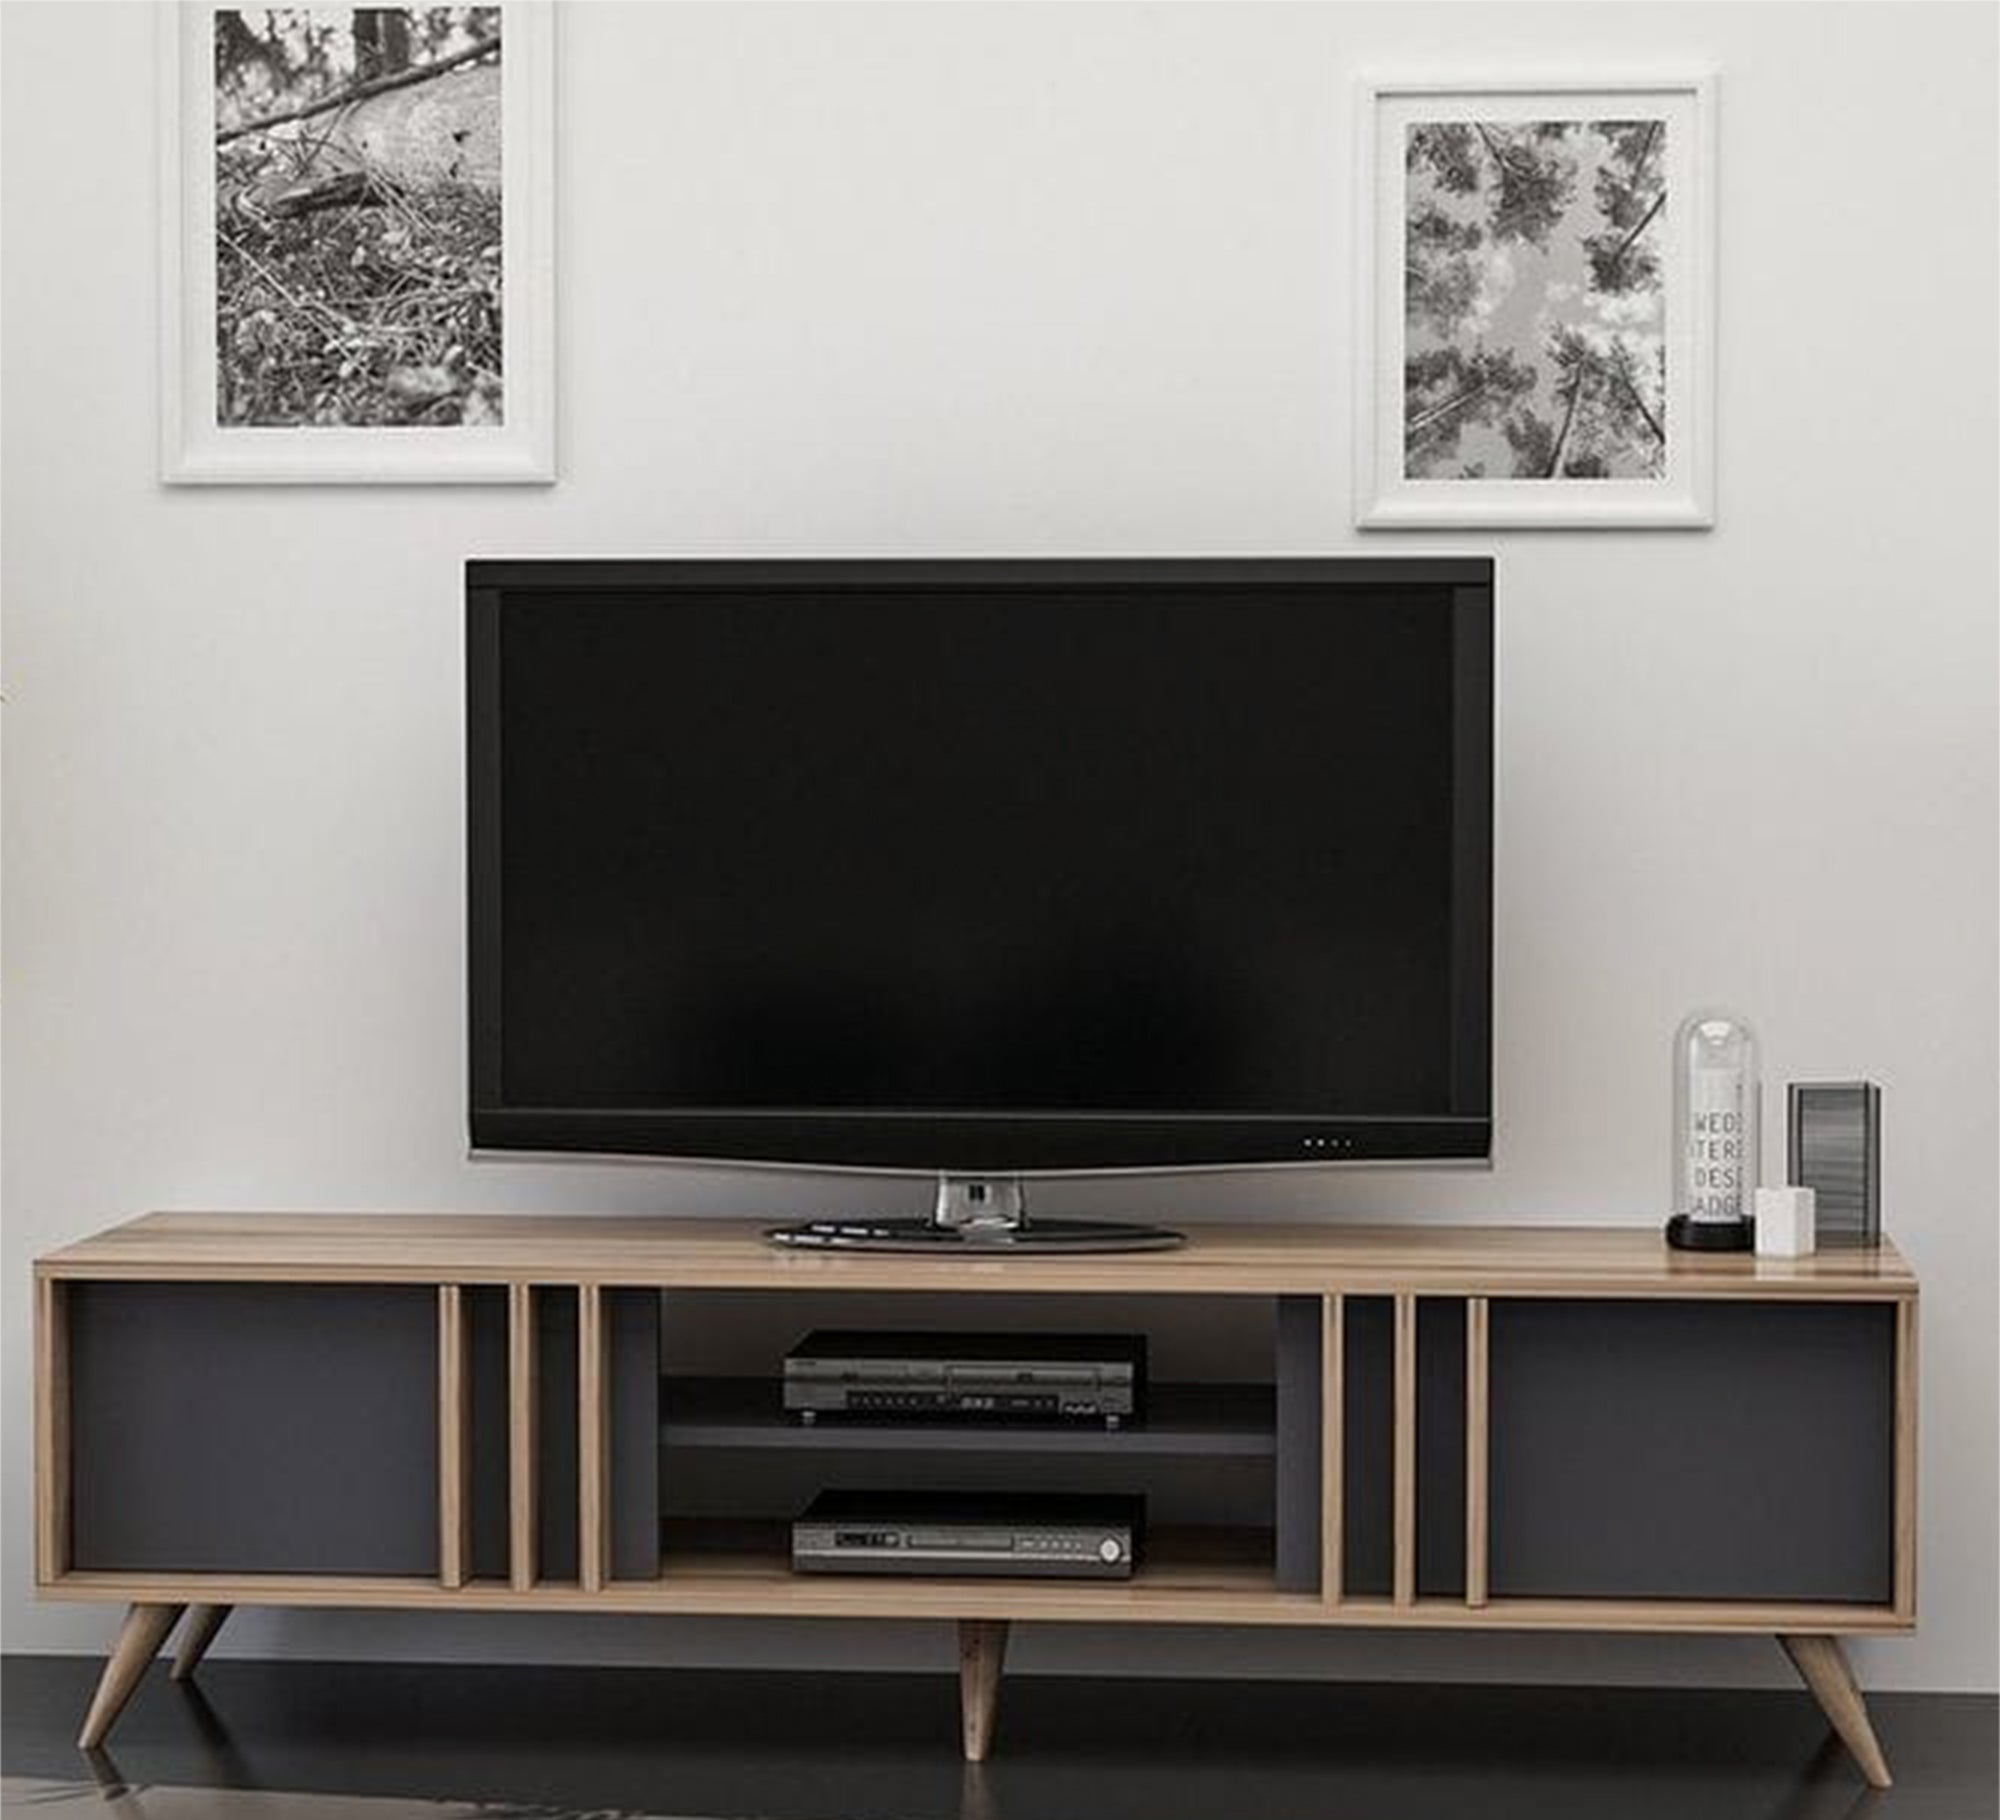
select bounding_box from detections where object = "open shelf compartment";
[647,1290,1326,1597]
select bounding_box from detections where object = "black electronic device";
[791,1490,1142,1579]
[466,558,1494,1248]
[783,1330,1146,1428]
[1788,1082,1882,1246]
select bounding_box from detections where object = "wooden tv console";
[34,1213,1916,1785]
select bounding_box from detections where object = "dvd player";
[783,1331,1146,1428]
[793,1491,1142,1579]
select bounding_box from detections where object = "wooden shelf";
[660,1378,1276,1457]
[37,1211,1917,1300]
[38,1567,1912,1636]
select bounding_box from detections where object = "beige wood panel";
[1894,1298,1919,1621]
[34,1277,69,1583]
[39,1568,1913,1635]
[36,1213,1917,1301]
[1466,1296,1489,1608]
[1392,1294,1416,1607]
[577,1285,607,1593]
[1321,1293,1344,1607]
[508,1283,537,1591]
[438,1287,471,1589]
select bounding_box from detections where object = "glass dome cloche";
[1666,1009,1760,1252]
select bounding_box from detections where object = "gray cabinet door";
[69,1283,438,1576]
[1488,1299,1895,1604]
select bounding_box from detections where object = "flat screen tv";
[467,558,1492,1243]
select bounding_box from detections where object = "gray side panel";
[536,1289,581,1582]
[70,1283,437,1576]
[608,1289,661,1581]
[1417,1299,1466,1599]
[1490,1300,1895,1602]
[1341,1298,1393,1597]
[1273,1297,1322,1594]
[467,1287,511,1580]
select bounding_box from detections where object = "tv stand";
[765,1173,1186,1252]
[34,1214,1914,1786]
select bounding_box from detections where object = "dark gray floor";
[3,1655,1994,1820]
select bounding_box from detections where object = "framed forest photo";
[1357,74,1715,528]
[160,4,554,483]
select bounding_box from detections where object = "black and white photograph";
[1403,118,1666,482]
[160,0,553,482]
[1358,77,1713,527]
[215,7,505,430]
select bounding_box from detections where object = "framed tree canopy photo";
[160,3,554,484]
[1357,74,1715,528]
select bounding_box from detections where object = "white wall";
[3,1,1994,1693]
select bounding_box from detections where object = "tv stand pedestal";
[764,1172,1187,1252]
[35,1214,1916,1786]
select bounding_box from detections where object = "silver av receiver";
[783,1331,1145,1427]
[792,1491,1142,1579]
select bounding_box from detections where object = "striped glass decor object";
[1787,1083,1882,1246]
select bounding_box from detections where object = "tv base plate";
[764,1218,1185,1254]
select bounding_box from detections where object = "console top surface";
[38,1211,1915,1298]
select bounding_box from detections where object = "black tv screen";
[468,559,1492,1171]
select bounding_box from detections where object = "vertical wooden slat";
[34,1276,70,1583]
[1465,1296,1490,1607]
[438,1286,471,1588]
[1893,1297,1918,1621]
[1321,1293,1344,1606]
[508,1282,538,1591]
[1392,1292,1417,1607]
[577,1284,608,1593]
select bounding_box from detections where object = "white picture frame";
[1356,72,1715,529]
[160,2,555,485]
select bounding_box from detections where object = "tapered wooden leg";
[1780,1634,1892,1790]
[78,1602,185,1749]
[958,1619,1009,1763]
[170,1604,231,1683]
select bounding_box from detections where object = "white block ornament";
[1755,1187,1817,1258]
